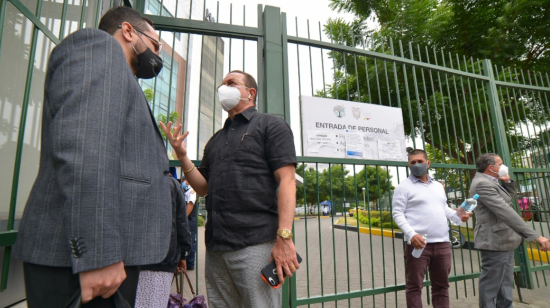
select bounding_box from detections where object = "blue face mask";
[182,182,188,189]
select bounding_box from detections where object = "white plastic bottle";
[411,234,427,258]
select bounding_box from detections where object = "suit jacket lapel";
[481,174,511,197]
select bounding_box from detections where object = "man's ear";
[120,22,134,42]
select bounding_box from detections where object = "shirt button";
[221,157,224,160]
[231,128,234,131]
[225,142,229,145]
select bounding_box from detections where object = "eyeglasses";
[118,24,162,54]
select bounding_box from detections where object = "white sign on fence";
[300,96,408,161]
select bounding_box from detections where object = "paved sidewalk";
[179,222,550,307]
[14,218,550,307]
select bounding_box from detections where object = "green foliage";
[328,0,550,73]
[324,0,550,172]
[197,216,205,227]
[356,210,396,229]
[156,111,180,141]
[358,215,369,225]
[346,166,394,211]
[296,164,320,206]
[370,217,380,227]
[143,88,154,103]
[296,164,393,214]
[382,222,398,229]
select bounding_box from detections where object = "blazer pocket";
[491,222,508,233]
[120,175,151,185]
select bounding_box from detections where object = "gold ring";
[290,265,296,271]
[172,137,177,141]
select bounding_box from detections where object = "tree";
[296,164,319,207]
[346,165,394,210]
[328,0,550,73]
[319,165,350,202]
[322,0,549,171]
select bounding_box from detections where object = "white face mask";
[218,85,250,112]
[491,164,509,177]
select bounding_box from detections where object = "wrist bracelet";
[183,164,195,174]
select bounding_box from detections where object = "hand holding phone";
[261,253,302,289]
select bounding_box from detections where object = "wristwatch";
[277,228,293,240]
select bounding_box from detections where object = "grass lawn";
[335,217,402,232]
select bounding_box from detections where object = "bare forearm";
[186,203,193,217]
[179,155,208,196]
[277,180,296,230]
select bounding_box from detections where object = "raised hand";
[159,121,189,158]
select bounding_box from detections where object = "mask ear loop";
[130,42,138,55]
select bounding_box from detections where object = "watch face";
[279,229,292,239]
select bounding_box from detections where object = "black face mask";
[134,46,163,79]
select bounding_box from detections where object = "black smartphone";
[261,253,302,289]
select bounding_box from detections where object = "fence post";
[261,5,288,122]
[261,7,294,308]
[482,59,534,289]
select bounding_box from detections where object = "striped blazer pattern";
[14,28,172,273]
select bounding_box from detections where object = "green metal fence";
[1,0,550,307]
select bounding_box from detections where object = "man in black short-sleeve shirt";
[161,70,299,308]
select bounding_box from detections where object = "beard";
[130,56,140,74]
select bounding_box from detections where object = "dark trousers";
[478,250,515,308]
[186,216,197,268]
[23,263,139,308]
[404,242,451,308]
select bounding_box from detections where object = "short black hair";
[98,6,153,35]
[407,149,428,160]
[229,70,258,104]
[476,153,499,172]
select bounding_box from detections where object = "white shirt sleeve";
[392,185,417,241]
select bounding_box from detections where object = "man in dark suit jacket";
[14,6,171,307]
[470,153,550,308]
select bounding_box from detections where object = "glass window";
[0,4,34,222]
[61,0,83,38]
[83,0,100,29]
[15,31,55,221]
[39,0,63,36]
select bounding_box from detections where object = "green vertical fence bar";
[0,0,6,60]
[262,5,285,119]
[59,0,69,38]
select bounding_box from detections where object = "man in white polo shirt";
[392,149,471,308]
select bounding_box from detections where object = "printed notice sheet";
[301,96,407,161]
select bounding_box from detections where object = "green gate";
[1,0,549,307]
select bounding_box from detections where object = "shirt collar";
[482,173,499,184]
[239,107,257,121]
[409,173,434,184]
[223,107,257,129]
